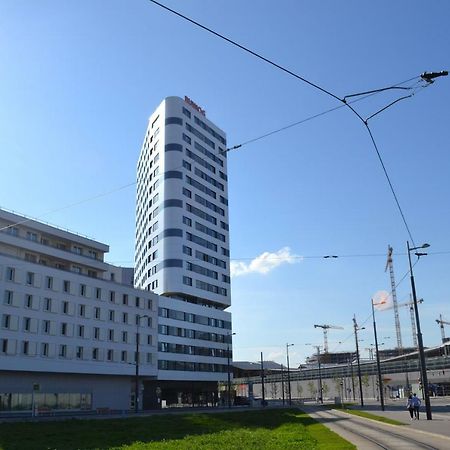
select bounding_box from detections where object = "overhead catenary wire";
[0,156,193,235]
[0,181,137,235]
[106,250,450,266]
[148,0,447,247]
[225,79,427,152]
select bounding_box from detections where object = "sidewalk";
[344,397,450,440]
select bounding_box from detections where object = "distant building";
[232,361,284,378]
[305,351,355,366]
[377,347,419,360]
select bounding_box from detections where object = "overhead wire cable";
[0,154,195,235]
[225,78,425,152]
[148,1,426,246]
[0,181,137,234]
[148,0,341,102]
[107,250,450,265]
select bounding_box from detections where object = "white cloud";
[231,246,301,278]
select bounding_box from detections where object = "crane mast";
[385,246,403,350]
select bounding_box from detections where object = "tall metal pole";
[135,322,140,413]
[350,358,356,401]
[316,346,323,404]
[372,301,385,411]
[227,341,231,408]
[286,343,293,406]
[407,242,432,420]
[260,352,265,406]
[353,315,364,407]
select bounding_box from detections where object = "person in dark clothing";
[406,395,414,420]
[412,393,421,420]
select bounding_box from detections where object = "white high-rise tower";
[135,96,230,306]
[135,96,232,405]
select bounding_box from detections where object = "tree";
[270,380,278,399]
[322,382,329,399]
[296,382,303,399]
[362,375,370,395]
[307,381,317,397]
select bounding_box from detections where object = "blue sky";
[1,1,449,365]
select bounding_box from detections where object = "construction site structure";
[385,245,403,350]
[313,324,344,353]
[436,314,450,344]
[396,297,423,348]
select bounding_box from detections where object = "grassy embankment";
[0,408,356,450]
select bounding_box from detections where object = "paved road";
[303,401,450,450]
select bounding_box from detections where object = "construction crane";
[314,324,344,353]
[436,314,450,344]
[396,297,423,348]
[385,245,403,350]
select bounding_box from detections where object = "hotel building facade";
[0,96,233,413]
[135,96,232,408]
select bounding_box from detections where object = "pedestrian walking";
[406,395,414,420]
[412,393,421,420]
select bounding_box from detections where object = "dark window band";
[165,143,182,152]
[165,171,183,180]
[165,117,183,126]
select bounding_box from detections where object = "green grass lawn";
[332,407,405,425]
[0,408,356,450]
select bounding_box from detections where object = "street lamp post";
[407,241,432,420]
[349,357,356,401]
[227,332,236,408]
[371,301,385,411]
[353,315,365,407]
[286,343,294,406]
[135,314,149,413]
[316,346,323,403]
[260,352,266,406]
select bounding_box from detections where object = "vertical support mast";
[409,296,418,348]
[385,245,403,350]
[323,329,329,353]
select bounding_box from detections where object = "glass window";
[26,272,34,285]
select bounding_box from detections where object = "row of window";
[186,203,217,225]
[158,360,228,372]
[186,148,216,174]
[195,279,228,296]
[187,262,218,280]
[182,246,227,269]
[4,268,152,308]
[158,307,231,329]
[158,324,231,342]
[3,292,152,316]
[159,341,231,358]
[194,167,224,192]
[2,226,101,260]
[195,221,226,243]
[193,115,226,146]
[0,338,153,364]
[186,123,215,150]
[186,231,217,252]
[2,313,153,339]
[186,175,216,199]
